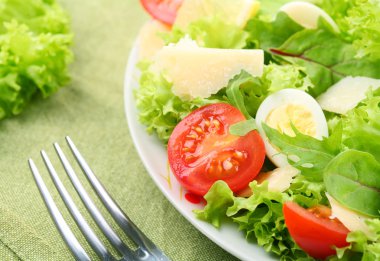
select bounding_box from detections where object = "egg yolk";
[265,104,316,137]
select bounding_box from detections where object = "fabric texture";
[0,0,238,260]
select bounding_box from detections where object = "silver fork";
[28,136,170,261]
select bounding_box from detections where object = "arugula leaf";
[225,71,253,119]
[263,123,343,181]
[271,28,380,96]
[324,150,380,218]
[229,118,257,136]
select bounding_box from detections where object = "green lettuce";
[223,64,313,118]
[0,0,73,120]
[320,0,380,61]
[333,219,380,261]
[162,16,249,49]
[134,62,218,143]
[246,10,380,96]
[342,90,380,162]
[196,177,325,260]
[324,149,380,217]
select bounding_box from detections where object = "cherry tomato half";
[283,202,350,259]
[168,103,266,196]
[140,0,183,25]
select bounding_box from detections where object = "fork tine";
[65,136,164,258]
[28,159,91,261]
[53,142,135,259]
[40,150,113,261]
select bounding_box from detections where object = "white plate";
[124,42,276,261]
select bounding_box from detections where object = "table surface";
[0,1,239,260]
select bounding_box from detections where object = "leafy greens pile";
[0,0,73,120]
[134,0,380,260]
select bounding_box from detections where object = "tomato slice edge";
[283,201,350,259]
[140,0,183,25]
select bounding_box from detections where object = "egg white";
[255,89,328,167]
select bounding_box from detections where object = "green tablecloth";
[0,1,238,260]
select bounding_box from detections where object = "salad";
[134,0,380,260]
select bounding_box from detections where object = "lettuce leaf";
[271,27,380,96]
[222,64,313,118]
[0,0,73,120]
[134,62,219,143]
[320,0,380,61]
[196,178,325,260]
[342,90,380,162]
[245,12,304,51]
[162,16,249,49]
[246,10,380,96]
[332,219,380,261]
[324,149,380,217]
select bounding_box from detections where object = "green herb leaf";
[263,122,343,181]
[271,28,380,96]
[324,149,380,218]
[245,12,304,51]
[225,71,253,119]
[229,118,257,136]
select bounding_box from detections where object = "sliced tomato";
[283,202,350,259]
[140,0,183,25]
[168,103,265,196]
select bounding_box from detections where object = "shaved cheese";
[153,38,264,99]
[317,76,380,114]
[327,193,373,238]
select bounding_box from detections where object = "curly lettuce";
[161,16,249,49]
[134,62,218,143]
[195,177,325,260]
[0,0,73,120]
[320,0,380,61]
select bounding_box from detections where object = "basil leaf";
[324,149,380,217]
[229,118,257,136]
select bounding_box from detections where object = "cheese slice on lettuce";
[327,193,373,238]
[153,37,264,99]
[317,76,380,114]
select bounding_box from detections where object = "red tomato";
[283,202,350,259]
[140,0,183,25]
[168,103,265,196]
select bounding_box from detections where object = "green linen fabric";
[0,0,238,260]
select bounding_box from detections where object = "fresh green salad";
[136,0,380,260]
[0,0,73,120]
